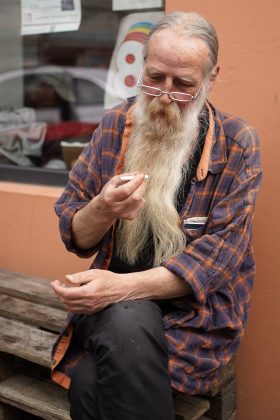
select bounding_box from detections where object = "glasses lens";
[170,92,194,102]
[139,83,195,102]
[141,85,161,96]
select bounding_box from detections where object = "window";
[0,0,163,186]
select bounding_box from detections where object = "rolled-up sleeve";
[54,123,105,257]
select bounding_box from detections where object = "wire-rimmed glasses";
[137,66,207,102]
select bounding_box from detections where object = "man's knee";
[93,300,169,364]
[100,300,164,340]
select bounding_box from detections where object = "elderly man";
[51,11,262,420]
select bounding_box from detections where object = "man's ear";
[208,65,220,91]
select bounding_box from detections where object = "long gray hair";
[143,11,219,74]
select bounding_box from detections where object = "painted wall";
[165,1,280,419]
[0,0,279,418]
[0,182,87,281]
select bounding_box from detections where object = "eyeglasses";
[137,66,207,102]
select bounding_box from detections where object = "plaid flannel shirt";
[51,98,262,395]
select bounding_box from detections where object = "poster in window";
[113,0,162,11]
[21,0,81,35]
[105,12,163,109]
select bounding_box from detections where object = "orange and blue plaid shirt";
[52,98,262,395]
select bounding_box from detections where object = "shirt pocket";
[183,216,207,241]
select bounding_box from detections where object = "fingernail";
[66,274,74,281]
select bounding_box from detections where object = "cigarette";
[119,175,149,180]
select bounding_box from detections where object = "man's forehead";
[146,30,210,73]
[149,28,209,50]
[147,29,210,56]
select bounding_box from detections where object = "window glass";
[0,1,163,185]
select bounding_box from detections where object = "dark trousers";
[68,300,175,420]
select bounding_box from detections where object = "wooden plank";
[206,359,235,396]
[0,317,56,368]
[0,269,64,310]
[0,373,70,420]
[0,354,14,382]
[174,394,210,420]
[0,402,22,420]
[204,378,237,420]
[201,411,237,420]
[0,294,67,333]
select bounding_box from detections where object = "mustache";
[146,97,181,125]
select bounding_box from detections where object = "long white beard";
[116,88,208,267]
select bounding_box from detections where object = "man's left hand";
[51,269,130,314]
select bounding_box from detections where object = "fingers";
[51,280,85,300]
[120,194,145,219]
[51,278,103,314]
[97,172,147,220]
[119,183,146,214]
[65,269,95,284]
[110,172,147,202]
[51,271,124,314]
[51,280,89,312]
[111,171,139,187]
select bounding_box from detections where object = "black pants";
[68,300,175,420]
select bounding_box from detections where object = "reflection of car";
[0,66,120,169]
[0,65,116,124]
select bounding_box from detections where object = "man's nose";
[159,92,173,105]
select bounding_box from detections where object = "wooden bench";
[0,269,237,420]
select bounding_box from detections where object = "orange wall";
[0,182,87,280]
[165,1,280,419]
[0,1,279,419]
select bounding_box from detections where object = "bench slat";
[206,359,235,396]
[0,317,56,367]
[0,269,64,310]
[0,373,70,420]
[174,394,210,420]
[0,371,211,420]
[0,401,22,420]
[0,294,67,333]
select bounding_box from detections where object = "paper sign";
[113,0,162,11]
[21,0,81,35]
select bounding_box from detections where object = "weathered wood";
[0,354,14,382]
[227,410,237,420]
[0,373,70,420]
[0,269,64,310]
[0,403,5,420]
[0,402,22,420]
[200,410,237,420]
[174,394,210,420]
[204,378,237,420]
[206,359,236,397]
[0,294,67,333]
[0,317,56,367]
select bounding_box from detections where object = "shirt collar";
[196,101,227,181]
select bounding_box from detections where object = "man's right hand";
[93,172,147,222]
[71,172,147,249]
